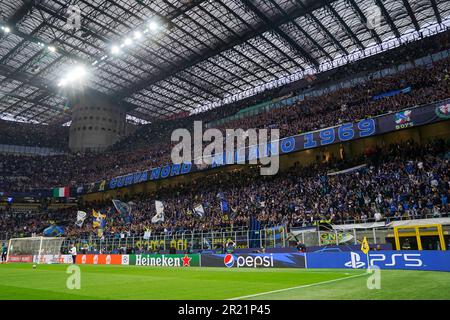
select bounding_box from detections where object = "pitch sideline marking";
[227,272,368,300]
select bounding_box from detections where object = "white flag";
[193,204,205,218]
[143,230,152,240]
[152,201,165,223]
[155,201,164,214]
[75,211,87,227]
[151,213,164,223]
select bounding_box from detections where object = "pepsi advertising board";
[201,253,306,268]
[306,251,450,272]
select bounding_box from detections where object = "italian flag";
[52,187,69,198]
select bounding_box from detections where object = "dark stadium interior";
[0,0,449,256]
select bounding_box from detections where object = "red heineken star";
[182,255,192,267]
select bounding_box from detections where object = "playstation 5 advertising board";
[306,251,450,272]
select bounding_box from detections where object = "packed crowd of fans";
[0,120,69,150]
[1,32,450,242]
[1,139,448,239]
[1,54,450,192]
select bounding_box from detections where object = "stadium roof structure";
[0,0,449,125]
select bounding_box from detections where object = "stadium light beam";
[57,79,68,87]
[149,21,159,32]
[111,45,121,55]
[70,65,87,80]
[133,31,142,40]
[124,38,133,46]
[57,64,88,87]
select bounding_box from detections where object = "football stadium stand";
[0,0,449,254]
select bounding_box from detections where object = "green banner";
[129,254,200,267]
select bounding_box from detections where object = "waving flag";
[229,206,237,220]
[112,199,133,224]
[112,199,130,215]
[220,199,229,213]
[92,210,106,229]
[152,201,165,223]
[43,225,64,237]
[361,236,370,255]
[143,227,152,240]
[52,187,69,198]
[100,216,107,229]
[92,210,100,228]
[193,204,205,218]
[75,211,87,227]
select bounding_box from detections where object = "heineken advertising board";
[129,254,200,267]
[76,254,200,266]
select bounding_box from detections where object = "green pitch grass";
[0,264,449,300]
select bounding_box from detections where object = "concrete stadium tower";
[68,91,126,153]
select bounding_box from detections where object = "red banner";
[76,254,123,265]
[8,255,33,263]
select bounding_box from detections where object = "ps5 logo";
[370,253,423,267]
[345,252,423,269]
[345,252,366,268]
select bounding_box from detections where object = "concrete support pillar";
[68,92,126,152]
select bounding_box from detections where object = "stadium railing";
[290,212,450,229]
[0,144,66,156]
[60,224,288,254]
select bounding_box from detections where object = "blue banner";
[306,250,450,272]
[43,225,64,237]
[220,199,229,213]
[81,99,450,194]
[372,87,412,101]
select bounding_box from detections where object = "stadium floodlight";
[111,45,121,55]
[133,31,142,40]
[57,78,68,87]
[57,64,87,87]
[124,38,133,46]
[2,26,11,33]
[149,21,159,32]
[48,46,56,53]
[70,65,87,80]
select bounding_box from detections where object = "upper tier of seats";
[0,120,69,150]
[1,54,449,192]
